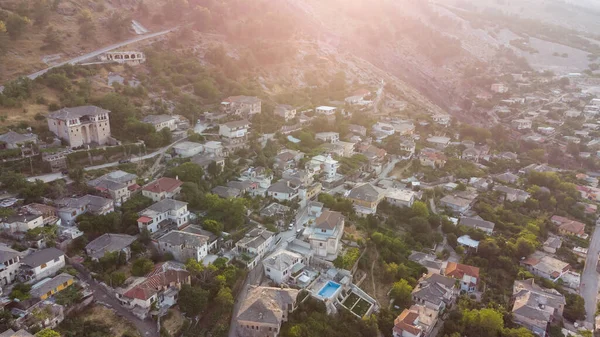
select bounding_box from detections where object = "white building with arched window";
[47,106,111,148]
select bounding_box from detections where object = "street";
[26,28,177,80]
[72,263,159,337]
[580,220,600,327]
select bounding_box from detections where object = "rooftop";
[237,286,299,325]
[22,247,63,268]
[49,105,110,120]
[315,210,344,231]
[459,217,495,231]
[142,177,183,194]
[348,183,383,202]
[0,131,37,145]
[142,114,176,125]
[158,230,209,248]
[263,250,302,272]
[85,233,136,260]
[30,273,74,299]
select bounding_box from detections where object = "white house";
[426,136,451,149]
[267,180,299,202]
[203,141,225,157]
[373,122,396,136]
[236,228,275,269]
[491,83,508,93]
[432,114,451,126]
[274,104,297,121]
[386,189,416,208]
[219,120,250,139]
[0,245,21,286]
[2,214,43,233]
[141,177,183,202]
[315,132,340,143]
[142,115,177,132]
[315,106,337,115]
[173,141,204,158]
[157,230,210,263]
[56,195,114,226]
[263,249,305,285]
[20,248,65,283]
[309,210,344,257]
[512,119,533,130]
[137,199,190,233]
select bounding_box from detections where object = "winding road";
[26,28,177,80]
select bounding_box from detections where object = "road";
[73,263,159,337]
[27,137,186,183]
[378,156,400,180]
[26,28,176,80]
[581,219,600,327]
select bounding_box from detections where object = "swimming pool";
[318,281,341,298]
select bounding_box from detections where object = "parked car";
[119,159,131,164]
[0,198,18,207]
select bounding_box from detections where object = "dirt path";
[370,247,379,300]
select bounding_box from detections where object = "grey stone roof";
[57,195,112,213]
[22,247,63,268]
[223,119,250,129]
[0,246,20,263]
[267,180,295,194]
[182,225,218,243]
[412,282,447,306]
[158,230,208,247]
[142,114,175,125]
[237,286,298,325]
[459,217,495,231]
[212,186,241,198]
[4,214,42,224]
[145,199,187,213]
[237,228,274,249]
[315,210,344,230]
[49,105,109,120]
[30,273,74,298]
[348,183,383,202]
[0,329,35,337]
[263,250,302,271]
[0,131,37,145]
[85,233,136,260]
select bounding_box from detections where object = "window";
[40,263,47,269]
[54,257,60,262]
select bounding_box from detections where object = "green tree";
[462,308,504,337]
[10,283,31,300]
[564,293,586,322]
[6,14,30,40]
[131,258,154,276]
[167,162,204,185]
[178,284,209,316]
[389,279,413,308]
[203,219,223,235]
[411,201,430,218]
[35,328,60,337]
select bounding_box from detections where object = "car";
[288,223,294,230]
[119,159,131,164]
[61,170,69,175]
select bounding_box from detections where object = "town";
[1,62,600,337]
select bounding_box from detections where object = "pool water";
[318,281,341,298]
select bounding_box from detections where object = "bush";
[131,258,154,276]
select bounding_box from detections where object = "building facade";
[47,106,111,148]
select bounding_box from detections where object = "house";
[439,195,473,214]
[512,279,565,336]
[137,199,189,233]
[87,170,138,203]
[419,148,447,168]
[181,225,219,253]
[221,96,261,116]
[309,210,344,257]
[0,245,21,286]
[211,185,242,198]
[443,262,479,293]
[432,114,451,126]
[512,119,533,130]
[20,248,65,282]
[267,180,299,202]
[408,252,444,275]
[260,203,291,219]
[392,304,439,337]
[30,273,74,300]
[426,136,451,149]
[386,189,416,208]
[236,228,275,269]
[461,147,482,162]
[236,286,299,337]
[348,124,367,136]
[356,144,387,173]
[308,154,339,180]
[142,177,183,202]
[491,83,508,93]
[521,251,570,281]
[412,273,456,312]
[315,106,337,116]
[117,264,191,319]
[1,214,43,233]
[56,195,114,226]
[315,132,340,143]
[0,329,34,337]
[458,217,495,234]
[274,150,304,171]
[0,131,37,150]
[551,215,587,238]
[142,114,177,131]
[373,122,396,136]
[493,185,530,202]
[191,153,225,171]
[565,110,581,118]
[219,120,250,139]
[157,230,210,263]
[263,249,305,285]
[393,122,416,136]
[543,236,562,254]
[85,233,136,261]
[348,183,384,216]
[494,172,519,184]
[172,141,204,158]
[203,141,225,157]
[274,104,296,121]
[457,235,480,251]
[42,151,68,172]
[47,105,111,148]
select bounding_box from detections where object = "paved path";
[26,28,177,80]
[581,219,600,327]
[73,263,159,337]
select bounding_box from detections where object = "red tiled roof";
[123,269,190,301]
[551,215,586,236]
[137,216,152,223]
[142,177,182,194]
[445,262,480,279]
[393,309,422,336]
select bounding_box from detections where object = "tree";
[5,14,30,40]
[564,293,586,322]
[10,283,31,300]
[389,279,413,308]
[461,308,504,337]
[43,27,62,50]
[178,285,209,316]
[203,219,223,235]
[131,258,154,276]
[167,162,204,185]
[411,201,430,218]
[32,0,52,26]
[36,328,60,337]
